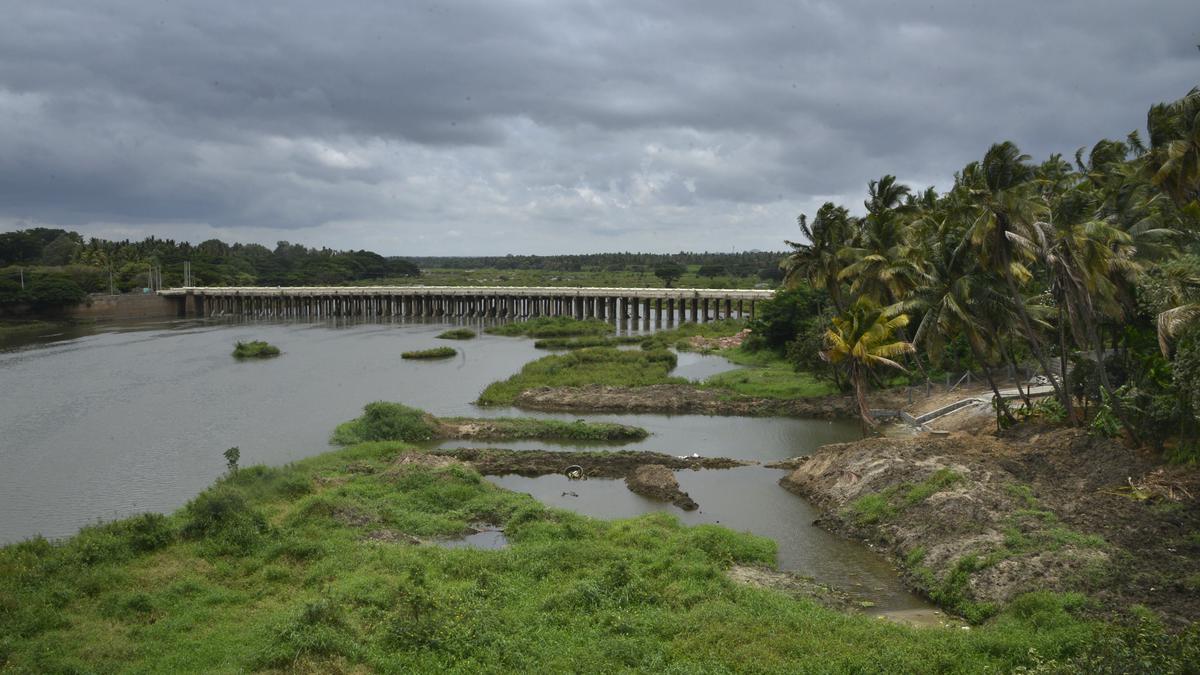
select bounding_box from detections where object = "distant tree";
[27,276,87,309]
[654,262,684,288]
[697,264,726,278]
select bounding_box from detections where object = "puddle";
[438,528,510,550]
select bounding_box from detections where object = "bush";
[26,275,86,309]
[486,317,613,338]
[435,328,476,340]
[180,488,267,554]
[330,402,439,445]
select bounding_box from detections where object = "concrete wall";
[66,294,179,321]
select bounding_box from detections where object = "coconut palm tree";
[1147,86,1200,207]
[958,142,1072,410]
[784,202,854,311]
[821,297,915,431]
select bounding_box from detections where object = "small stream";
[0,317,931,614]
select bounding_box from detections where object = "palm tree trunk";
[1056,305,1077,423]
[853,366,876,435]
[999,249,1070,411]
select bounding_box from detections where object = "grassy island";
[478,347,683,405]
[232,340,280,359]
[485,316,613,338]
[330,401,649,445]
[401,347,457,360]
[435,328,476,340]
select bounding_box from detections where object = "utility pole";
[19,267,24,290]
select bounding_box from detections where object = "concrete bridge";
[159,286,775,324]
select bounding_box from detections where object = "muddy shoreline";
[431,447,751,478]
[779,426,1200,627]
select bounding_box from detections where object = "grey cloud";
[0,1,1196,254]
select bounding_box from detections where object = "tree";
[27,276,87,309]
[821,298,915,431]
[784,203,854,310]
[654,262,684,288]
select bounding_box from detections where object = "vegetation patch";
[401,346,457,360]
[703,352,838,400]
[485,316,613,338]
[533,335,644,350]
[331,402,649,445]
[2,439,1196,672]
[435,328,476,340]
[232,340,280,359]
[478,347,682,405]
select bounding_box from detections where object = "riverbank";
[780,424,1200,630]
[511,383,864,418]
[3,439,1192,672]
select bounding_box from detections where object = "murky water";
[0,317,928,613]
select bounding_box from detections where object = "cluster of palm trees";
[784,86,1200,434]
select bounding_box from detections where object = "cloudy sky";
[0,2,1196,255]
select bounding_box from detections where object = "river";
[0,317,930,614]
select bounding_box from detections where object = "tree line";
[0,233,420,307]
[772,85,1200,456]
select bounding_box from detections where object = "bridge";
[159,286,775,324]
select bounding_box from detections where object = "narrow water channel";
[0,317,929,613]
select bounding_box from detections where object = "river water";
[0,317,929,613]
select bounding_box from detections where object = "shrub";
[180,487,267,554]
[330,402,439,445]
[486,317,613,338]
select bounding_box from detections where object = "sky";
[0,1,1196,256]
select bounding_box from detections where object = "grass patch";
[640,320,747,352]
[331,402,649,445]
[232,340,280,359]
[435,328,476,340]
[534,335,644,350]
[401,347,457,360]
[485,317,614,338]
[440,417,649,441]
[703,362,837,399]
[2,440,1195,672]
[478,347,682,405]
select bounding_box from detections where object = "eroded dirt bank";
[780,427,1200,627]
[512,384,864,418]
[431,447,750,478]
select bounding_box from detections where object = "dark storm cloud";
[0,1,1196,254]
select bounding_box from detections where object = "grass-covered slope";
[1,441,1191,672]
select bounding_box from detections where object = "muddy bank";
[781,427,1200,627]
[512,384,862,418]
[625,464,699,510]
[432,447,750,478]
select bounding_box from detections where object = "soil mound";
[434,448,749,478]
[781,428,1200,627]
[625,464,699,510]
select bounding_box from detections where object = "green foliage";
[401,346,457,359]
[702,352,837,399]
[331,402,439,445]
[486,316,614,338]
[435,328,476,340]
[180,487,268,554]
[223,446,240,474]
[232,340,281,359]
[533,335,644,350]
[478,347,681,405]
[744,285,828,353]
[653,262,684,287]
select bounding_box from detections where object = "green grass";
[331,402,440,445]
[640,320,747,352]
[401,347,457,360]
[2,442,1194,673]
[331,402,649,445]
[232,340,280,359]
[533,335,645,350]
[486,316,614,338]
[700,346,839,400]
[435,328,476,340]
[478,347,683,405]
[439,417,649,441]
